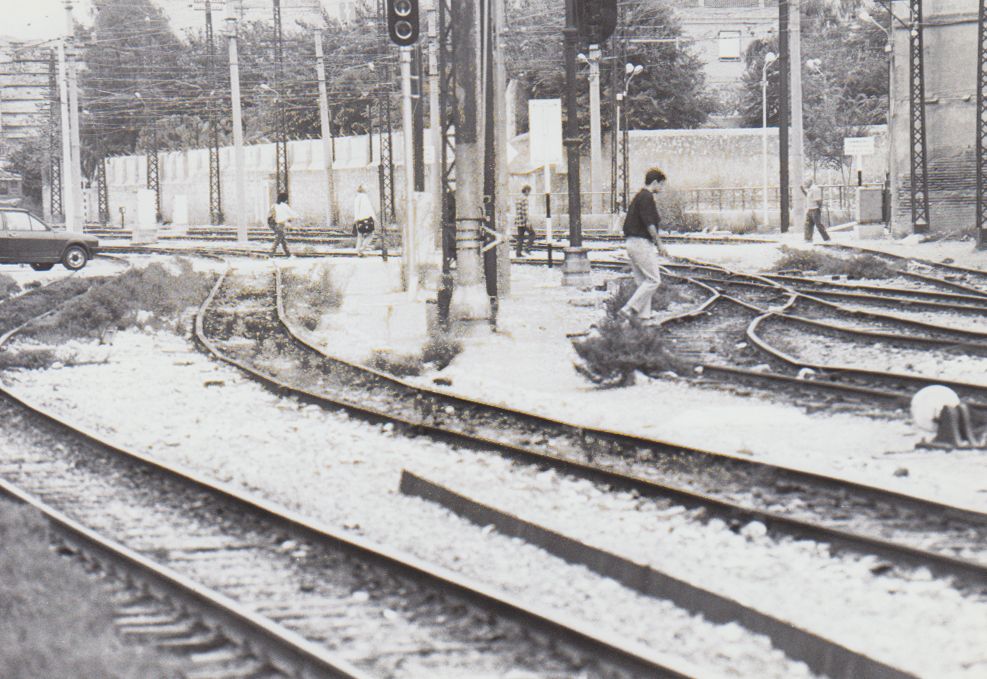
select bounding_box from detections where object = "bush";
[772,246,898,279]
[0,347,61,372]
[658,193,704,232]
[0,274,20,301]
[604,277,692,318]
[421,331,462,370]
[283,263,344,331]
[25,262,214,344]
[572,315,687,387]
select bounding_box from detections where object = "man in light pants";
[619,168,669,322]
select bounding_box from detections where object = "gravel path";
[2,329,814,678]
[410,461,987,679]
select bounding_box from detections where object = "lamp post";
[859,8,895,224]
[761,51,777,229]
[621,63,643,210]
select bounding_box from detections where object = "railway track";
[195,266,987,594]
[0,273,696,678]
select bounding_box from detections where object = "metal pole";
[47,49,63,223]
[205,0,223,224]
[492,0,510,296]
[64,0,83,232]
[561,0,589,286]
[790,0,806,230]
[428,5,442,252]
[588,44,603,215]
[976,0,986,248]
[227,11,248,243]
[778,0,790,232]
[449,0,490,321]
[908,0,930,233]
[400,46,418,295]
[273,0,289,196]
[762,71,770,228]
[314,29,336,227]
[56,41,75,232]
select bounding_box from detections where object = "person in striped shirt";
[514,185,534,257]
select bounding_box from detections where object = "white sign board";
[843,136,875,157]
[528,99,563,167]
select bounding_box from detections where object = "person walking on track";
[514,184,535,257]
[352,185,378,256]
[268,192,297,257]
[619,167,670,323]
[802,176,831,242]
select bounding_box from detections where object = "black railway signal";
[577,0,617,45]
[386,0,420,46]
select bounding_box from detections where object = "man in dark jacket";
[619,167,669,322]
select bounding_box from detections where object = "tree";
[505,0,715,134]
[737,0,889,170]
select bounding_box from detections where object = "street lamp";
[761,52,777,229]
[859,8,895,223]
[619,63,644,210]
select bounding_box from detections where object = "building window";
[718,31,742,61]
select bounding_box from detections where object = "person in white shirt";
[268,192,298,257]
[801,177,830,242]
[352,184,378,256]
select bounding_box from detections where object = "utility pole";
[400,46,418,295]
[47,49,63,223]
[273,0,289,196]
[588,44,603,215]
[908,0,930,233]
[314,29,336,227]
[204,0,223,224]
[976,0,986,248]
[778,0,790,232]
[427,5,442,252]
[64,0,83,232]
[789,0,806,229]
[449,0,489,321]
[492,0,510,296]
[57,41,75,232]
[226,7,248,243]
[561,0,590,286]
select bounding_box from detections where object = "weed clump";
[658,193,704,233]
[421,331,462,370]
[772,246,899,279]
[370,349,424,377]
[0,274,20,301]
[283,263,345,331]
[25,260,215,344]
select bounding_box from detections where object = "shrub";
[24,262,215,344]
[658,193,704,232]
[0,347,61,372]
[0,274,20,301]
[369,349,424,377]
[283,263,344,331]
[572,315,687,387]
[772,245,898,279]
[604,277,692,318]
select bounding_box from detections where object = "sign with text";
[528,99,563,167]
[843,136,875,157]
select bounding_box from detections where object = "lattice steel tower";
[977,0,987,248]
[908,0,930,233]
[273,0,289,196]
[206,1,223,224]
[47,50,63,222]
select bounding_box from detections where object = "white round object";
[910,385,961,431]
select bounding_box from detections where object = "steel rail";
[191,268,699,678]
[240,268,987,589]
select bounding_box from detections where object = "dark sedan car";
[0,208,99,271]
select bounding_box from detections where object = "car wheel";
[62,246,88,271]
[30,263,55,271]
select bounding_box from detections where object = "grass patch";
[0,499,173,678]
[369,349,424,377]
[0,274,20,301]
[0,346,61,372]
[24,260,214,344]
[283,263,345,331]
[772,245,899,279]
[658,194,704,233]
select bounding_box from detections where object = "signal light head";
[386,0,419,46]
